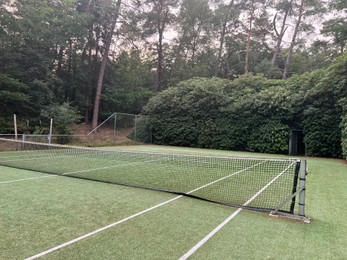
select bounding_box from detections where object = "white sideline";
[179,162,295,260]
[24,161,263,259]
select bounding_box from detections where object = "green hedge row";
[139,52,347,158]
[143,76,292,154]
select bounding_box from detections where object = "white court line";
[0,158,163,185]
[0,175,56,184]
[0,153,76,162]
[24,161,263,260]
[178,162,295,260]
[24,195,184,260]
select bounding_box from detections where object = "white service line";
[24,195,183,260]
[178,162,295,260]
[0,175,56,184]
[24,161,264,259]
[0,158,163,185]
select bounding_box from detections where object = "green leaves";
[143,52,347,159]
[143,76,292,154]
[0,74,31,118]
[40,102,81,135]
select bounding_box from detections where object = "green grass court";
[0,145,346,259]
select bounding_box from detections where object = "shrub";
[40,102,81,144]
[141,52,347,159]
[144,76,291,153]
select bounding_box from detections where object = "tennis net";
[0,138,308,218]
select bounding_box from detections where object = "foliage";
[341,103,347,158]
[332,53,347,158]
[0,0,343,126]
[144,76,292,154]
[127,115,152,143]
[286,52,347,158]
[0,74,32,133]
[247,121,289,154]
[144,77,227,146]
[101,51,155,117]
[322,18,347,53]
[143,52,347,158]
[40,102,81,136]
[0,0,346,158]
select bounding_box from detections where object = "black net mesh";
[0,138,301,213]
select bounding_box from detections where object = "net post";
[289,160,301,213]
[298,159,307,218]
[269,159,310,223]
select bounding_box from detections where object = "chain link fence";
[1,113,151,147]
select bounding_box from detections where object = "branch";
[273,13,280,37]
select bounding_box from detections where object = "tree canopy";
[0,0,346,158]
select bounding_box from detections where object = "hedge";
[140,52,347,158]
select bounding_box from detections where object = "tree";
[215,0,238,72]
[91,0,122,129]
[282,0,304,79]
[242,0,272,74]
[101,50,155,115]
[321,18,347,54]
[0,74,31,122]
[139,0,177,92]
[169,0,216,82]
[282,0,327,79]
[271,0,294,66]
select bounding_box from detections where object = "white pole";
[49,118,53,144]
[134,115,138,141]
[14,114,18,140]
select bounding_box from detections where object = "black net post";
[289,160,301,213]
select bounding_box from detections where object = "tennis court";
[1,143,346,259]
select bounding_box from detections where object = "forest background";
[0,0,346,158]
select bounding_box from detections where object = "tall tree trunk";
[83,46,93,124]
[154,2,169,93]
[91,0,122,129]
[217,0,235,75]
[244,2,255,74]
[65,39,73,101]
[156,25,164,92]
[283,0,304,79]
[271,0,293,66]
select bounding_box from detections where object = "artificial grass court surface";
[0,145,346,259]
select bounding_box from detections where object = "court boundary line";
[24,162,263,260]
[178,162,295,260]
